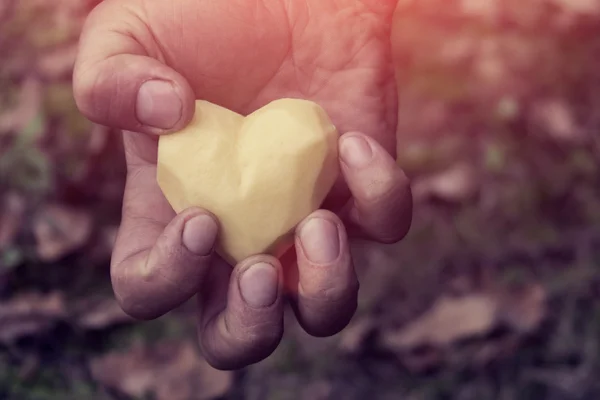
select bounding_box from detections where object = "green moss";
[0,363,103,400]
[0,143,53,196]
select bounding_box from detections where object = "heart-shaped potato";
[157,98,339,265]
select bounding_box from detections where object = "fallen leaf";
[0,0,14,25]
[503,0,547,27]
[71,296,133,330]
[36,44,78,79]
[402,348,443,374]
[412,162,479,203]
[0,191,26,249]
[498,282,547,333]
[102,225,118,249]
[338,316,376,354]
[33,203,93,262]
[381,294,498,351]
[475,40,506,87]
[90,340,233,400]
[87,224,119,264]
[531,98,587,143]
[88,124,110,155]
[440,36,477,66]
[471,334,521,367]
[301,380,333,400]
[0,78,42,136]
[380,282,547,362]
[0,291,66,343]
[551,0,600,14]
[17,353,41,380]
[461,0,499,20]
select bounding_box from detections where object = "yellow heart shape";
[157,98,340,265]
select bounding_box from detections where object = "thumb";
[73,1,195,135]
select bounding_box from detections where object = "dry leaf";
[551,0,600,14]
[338,316,376,354]
[90,340,233,400]
[472,334,521,367]
[475,41,506,87]
[498,283,547,333]
[33,203,93,262]
[440,36,477,66]
[531,98,587,143]
[301,381,333,400]
[0,78,42,135]
[0,291,66,343]
[382,294,498,350]
[88,124,110,155]
[87,224,119,263]
[380,283,547,355]
[412,162,479,203]
[461,0,499,20]
[71,297,133,330]
[402,348,444,373]
[36,44,78,79]
[0,0,15,24]
[101,225,118,249]
[0,191,26,249]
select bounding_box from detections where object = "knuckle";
[153,235,184,267]
[201,318,282,371]
[109,251,173,321]
[72,64,100,121]
[240,325,282,355]
[233,311,283,348]
[300,282,351,304]
[298,266,359,305]
[233,309,283,355]
[363,178,395,203]
[360,169,408,204]
[110,262,155,321]
[73,56,124,127]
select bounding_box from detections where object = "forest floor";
[2,1,600,399]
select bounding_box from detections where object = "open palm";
[74,0,411,370]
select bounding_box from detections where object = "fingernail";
[299,218,340,264]
[182,215,217,255]
[340,135,373,168]
[136,80,183,130]
[239,262,279,308]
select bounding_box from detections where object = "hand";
[73,0,412,370]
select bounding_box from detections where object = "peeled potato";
[157,98,339,264]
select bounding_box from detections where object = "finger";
[339,132,413,244]
[73,0,195,134]
[290,210,359,337]
[198,256,284,370]
[111,161,218,320]
[112,206,218,320]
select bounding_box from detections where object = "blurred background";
[1,0,600,399]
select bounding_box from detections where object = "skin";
[73,0,412,370]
